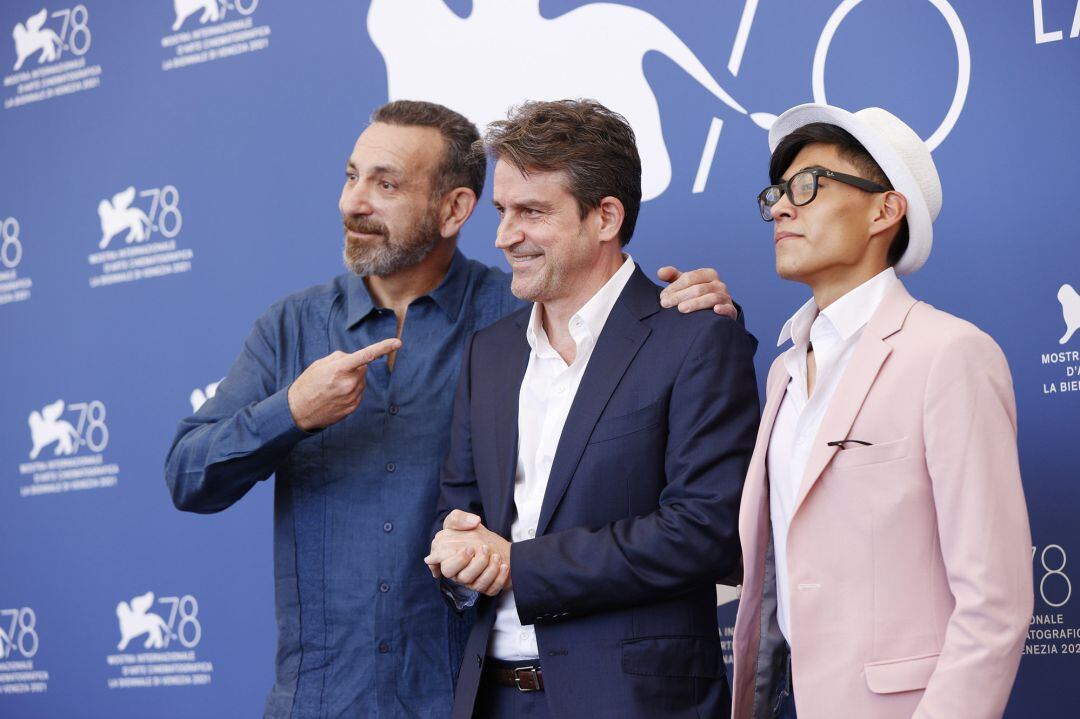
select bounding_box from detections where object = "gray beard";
[342,223,440,277]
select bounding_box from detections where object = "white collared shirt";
[767,267,899,644]
[489,254,636,661]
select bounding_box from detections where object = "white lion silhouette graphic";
[172,0,221,32]
[116,592,172,651]
[28,399,80,460]
[1058,284,1080,345]
[368,0,767,201]
[12,8,62,71]
[98,187,151,250]
[190,380,222,412]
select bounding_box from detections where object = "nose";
[494,216,522,250]
[340,180,374,217]
[770,192,796,222]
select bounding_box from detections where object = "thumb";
[444,509,482,530]
[345,337,401,368]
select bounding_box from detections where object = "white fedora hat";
[767,103,942,275]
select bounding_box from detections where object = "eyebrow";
[346,160,406,177]
[492,197,556,211]
[783,165,822,180]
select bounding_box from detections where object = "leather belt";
[483,661,545,692]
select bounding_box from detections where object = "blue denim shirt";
[165,250,523,718]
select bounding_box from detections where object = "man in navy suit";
[425,99,760,718]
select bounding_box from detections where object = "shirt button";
[527,528,536,538]
[380,582,390,593]
[388,404,399,415]
[383,522,393,533]
[379,642,390,653]
[386,462,396,473]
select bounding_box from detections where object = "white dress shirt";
[767,267,899,644]
[489,254,636,661]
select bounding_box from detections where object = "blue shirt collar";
[345,248,470,328]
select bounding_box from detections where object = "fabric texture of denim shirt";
[166,249,522,718]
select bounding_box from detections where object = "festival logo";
[1025,543,1076,657]
[4,5,103,110]
[116,593,174,651]
[0,607,48,695]
[0,217,32,306]
[87,183,196,289]
[189,380,221,413]
[160,0,271,72]
[17,399,119,498]
[368,0,970,199]
[98,188,152,250]
[1032,0,1080,44]
[28,400,81,460]
[1058,284,1079,345]
[1040,283,1080,397]
[12,9,62,70]
[171,0,222,31]
[107,592,213,690]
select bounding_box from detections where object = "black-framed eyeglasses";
[757,167,889,222]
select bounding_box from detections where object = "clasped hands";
[425,510,512,597]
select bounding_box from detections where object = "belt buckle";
[513,665,540,693]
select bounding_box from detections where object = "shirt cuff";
[252,387,312,447]
[441,580,479,611]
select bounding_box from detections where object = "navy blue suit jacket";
[435,266,760,718]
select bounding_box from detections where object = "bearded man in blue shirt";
[164,99,737,718]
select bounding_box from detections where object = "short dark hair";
[770,122,909,267]
[480,99,642,245]
[371,100,485,200]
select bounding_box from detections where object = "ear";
[870,190,907,239]
[595,196,625,244]
[438,187,478,240]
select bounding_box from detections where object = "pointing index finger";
[345,337,401,368]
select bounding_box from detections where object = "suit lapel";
[743,358,794,537]
[535,268,656,536]
[491,315,531,537]
[752,359,792,491]
[792,282,918,515]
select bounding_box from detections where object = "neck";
[540,249,626,355]
[809,261,889,311]
[364,238,456,318]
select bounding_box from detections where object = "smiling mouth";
[509,253,543,266]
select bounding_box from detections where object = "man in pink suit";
[730,104,1034,719]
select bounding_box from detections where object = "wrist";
[286,383,311,431]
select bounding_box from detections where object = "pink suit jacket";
[731,282,1033,719]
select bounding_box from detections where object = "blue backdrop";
[1,1,1077,716]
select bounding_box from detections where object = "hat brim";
[767,103,932,275]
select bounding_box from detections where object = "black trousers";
[774,650,797,719]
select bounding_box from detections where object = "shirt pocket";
[830,436,911,470]
[588,398,666,445]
